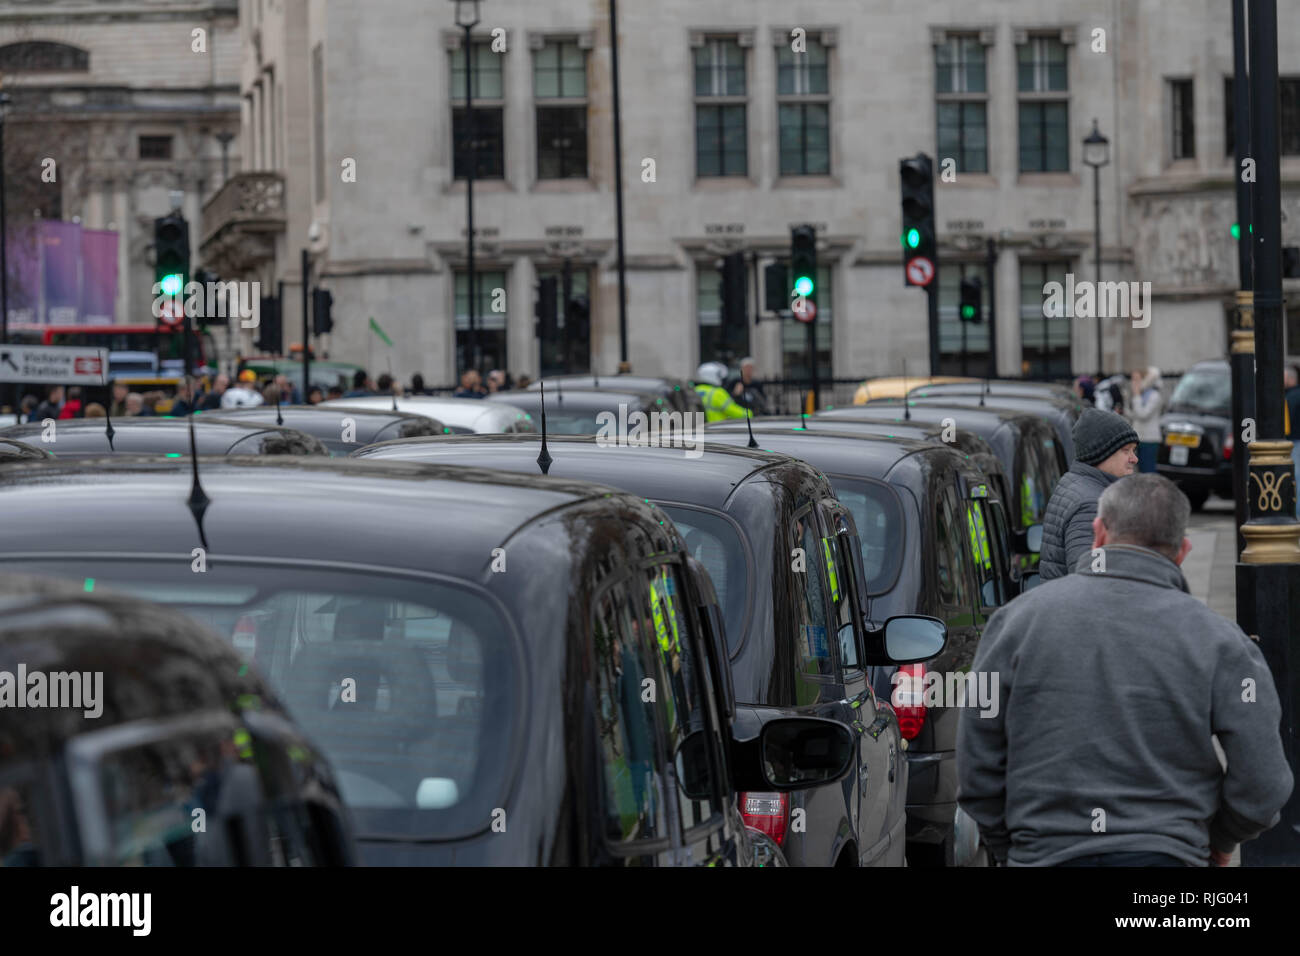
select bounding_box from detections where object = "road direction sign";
[906,257,935,287]
[792,298,818,323]
[0,345,109,385]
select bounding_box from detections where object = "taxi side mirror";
[861,615,948,665]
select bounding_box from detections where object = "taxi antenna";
[275,386,284,425]
[536,381,553,475]
[980,377,988,407]
[103,402,116,451]
[386,356,398,411]
[902,361,912,421]
[801,391,809,430]
[745,406,758,448]
[184,376,211,552]
[593,369,600,388]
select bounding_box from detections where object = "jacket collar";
[1072,542,1190,592]
[1069,460,1123,485]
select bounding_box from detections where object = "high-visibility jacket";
[695,384,751,422]
[967,505,992,572]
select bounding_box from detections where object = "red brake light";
[740,791,789,846]
[893,663,928,740]
[1223,434,1233,461]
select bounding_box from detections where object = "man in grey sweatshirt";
[958,474,1293,866]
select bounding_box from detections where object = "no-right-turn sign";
[906,257,935,287]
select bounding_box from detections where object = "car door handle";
[865,714,890,740]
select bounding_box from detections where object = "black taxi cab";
[702,428,1018,866]
[0,456,857,867]
[354,434,948,867]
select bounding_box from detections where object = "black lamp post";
[452,0,482,375]
[0,91,10,349]
[1082,119,1110,376]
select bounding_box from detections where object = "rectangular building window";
[454,269,508,374]
[312,44,325,201]
[1171,79,1195,159]
[697,261,750,365]
[1017,36,1069,172]
[139,136,173,160]
[694,38,747,177]
[935,35,988,174]
[536,265,591,377]
[535,39,588,179]
[780,264,832,382]
[1020,260,1072,378]
[452,41,505,180]
[937,263,991,375]
[777,39,830,175]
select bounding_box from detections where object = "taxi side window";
[591,584,670,846]
[642,562,723,834]
[833,528,863,671]
[935,486,974,611]
[792,509,834,681]
[969,498,1006,610]
[0,776,43,867]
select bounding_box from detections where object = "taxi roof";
[0,416,327,457]
[354,434,804,511]
[0,456,636,568]
[700,428,955,481]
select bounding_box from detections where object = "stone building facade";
[203,0,1300,387]
[0,0,241,328]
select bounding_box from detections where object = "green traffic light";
[160,273,183,296]
[905,228,921,249]
[961,305,976,320]
[793,275,814,296]
[1231,223,1240,240]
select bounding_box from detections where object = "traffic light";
[256,294,282,354]
[719,252,747,329]
[899,154,936,287]
[154,213,190,300]
[790,226,817,303]
[535,276,558,339]
[763,262,788,314]
[959,276,983,323]
[312,288,334,336]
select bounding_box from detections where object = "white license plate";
[1170,445,1190,466]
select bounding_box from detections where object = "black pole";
[1238,0,1300,865]
[0,102,7,349]
[1232,0,1256,555]
[960,302,968,377]
[806,316,819,412]
[927,282,939,375]
[1093,162,1103,374]
[300,251,310,399]
[609,0,629,371]
[561,257,572,375]
[464,21,478,373]
[985,238,997,379]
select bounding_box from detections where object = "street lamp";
[451,0,482,376]
[1082,118,1111,375]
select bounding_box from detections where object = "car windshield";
[824,477,904,594]
[660,505,749,652]
[11,560,517,842]
[1168,368,1230,415]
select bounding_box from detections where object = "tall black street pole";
[610,0,630,372]
[1232,0,1256,556]
[463,18,479,373]
[0,93,8,349]
[1092,163,1102,373]
[985,238,998,379]
[1238,0,1300,865]
[301,249,310,400]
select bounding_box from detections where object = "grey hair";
[1096,474,1190,557]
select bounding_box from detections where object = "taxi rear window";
[823,477,904,595]
[13,560,518,843]
[660,506,749,653]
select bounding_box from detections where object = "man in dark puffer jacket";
[1038,408,1138,580]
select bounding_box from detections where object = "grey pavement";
[1183,497,1238,620]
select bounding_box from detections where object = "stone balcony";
[200,171,285,276]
